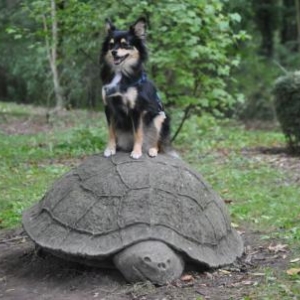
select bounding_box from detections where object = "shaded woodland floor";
[0,227,291,300]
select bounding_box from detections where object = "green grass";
[1,102,300,299]
[177,115,299,239]
[0,102,107,227]
[0,103,298,238]
[177,115,300,299]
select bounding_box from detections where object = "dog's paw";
[130,150,142,159]
[104,147,116,157]
[148,148,158,157]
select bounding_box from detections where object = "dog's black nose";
[111,50,117,57]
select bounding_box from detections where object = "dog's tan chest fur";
[122,87,138,109]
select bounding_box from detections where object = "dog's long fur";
[100,18,171,159]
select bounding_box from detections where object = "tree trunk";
[295,0,300,52]
[281,0,298,51]
[44,0,65,109]
[253,0,276,58]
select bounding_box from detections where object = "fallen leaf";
[251,272,265,277]
[241,280,256,286]
[219,269,231,275]
[286,268,300,276]
[231,222,239,228]
[181,274,194,282]
[268,243,288,253]
[290,258,300,263]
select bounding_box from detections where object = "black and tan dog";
[100,18,171,159]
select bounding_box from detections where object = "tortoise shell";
[23,153,243,267]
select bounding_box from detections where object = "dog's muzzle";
[111,50,129,65]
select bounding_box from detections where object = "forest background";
[1,1,300,299]
[0,0,298,124]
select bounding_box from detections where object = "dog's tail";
[160,140,180,159]
[159,115,180,159]
[163,146,180,159]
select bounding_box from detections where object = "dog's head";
[101,18,147,74]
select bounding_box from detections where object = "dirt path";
[0,228,289,300]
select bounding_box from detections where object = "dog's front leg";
[104,107,117,157]
[131,114,143,159]
[104,123,117,157]
[148,112,166,157]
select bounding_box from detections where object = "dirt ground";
[0,227,290,300]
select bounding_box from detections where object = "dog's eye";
[121,42,129,49]
[108,39,115,49]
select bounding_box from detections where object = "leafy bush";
[108,0,245,114]
[273,71,300,152]
[4,0,244,115]
[234,55,281,121]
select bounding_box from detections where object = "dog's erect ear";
[105,19,116,34]
[130,17,146,40]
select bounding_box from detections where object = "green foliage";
[2,0,242,116]
[3,0,300,125]
[28,0,107,107]
[234,55,281,120]
[273,71,300,152]
[105,0,244,114]
[226,0,300,121]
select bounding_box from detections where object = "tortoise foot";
[113,241,184,285]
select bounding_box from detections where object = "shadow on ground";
[0,228,289,300]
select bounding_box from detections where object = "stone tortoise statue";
[22,153,243,284]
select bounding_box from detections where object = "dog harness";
[106,71,164,112]
[134,71,147,86]
[125,71,164,112]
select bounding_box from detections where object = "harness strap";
[123,72,164,112]
[131,71,147,86]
